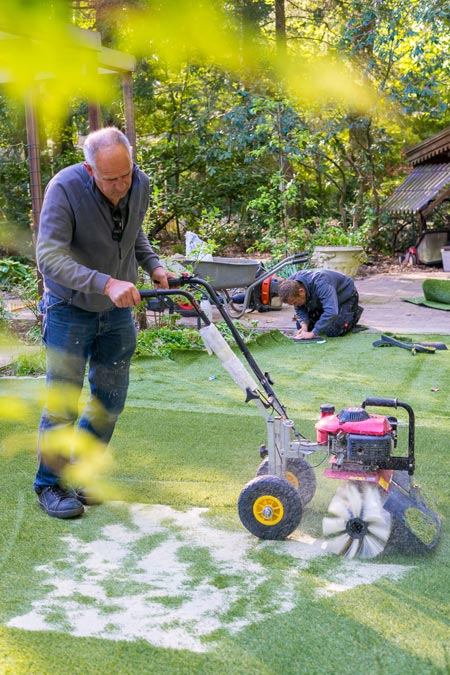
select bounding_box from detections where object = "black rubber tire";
[238,475,303,540]
[256,457,317,506]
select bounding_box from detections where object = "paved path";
[354,272,450,335]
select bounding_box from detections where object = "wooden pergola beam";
[0,26,137,238]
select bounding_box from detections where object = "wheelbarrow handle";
[226,252,311,318]
[139,286,212,325]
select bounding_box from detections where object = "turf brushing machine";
[140,275,441,559]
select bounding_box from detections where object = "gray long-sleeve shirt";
[290,269,357,335]
[36,162,162,312]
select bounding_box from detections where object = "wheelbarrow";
[139,276,441,559]
[180,253,309,318]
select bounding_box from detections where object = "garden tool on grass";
[372,334,447,353]
[139,276,441,559]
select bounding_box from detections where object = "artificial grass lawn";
[0,330,449,674]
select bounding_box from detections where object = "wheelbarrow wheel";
[256,457,316,507]
[322,481,392,559]
[238,475,303,540]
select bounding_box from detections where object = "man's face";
[84,144,133,206]
[285,287,307,307]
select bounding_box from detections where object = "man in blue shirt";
[279,269,363,339]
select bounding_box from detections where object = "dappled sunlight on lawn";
[330,570,450,668]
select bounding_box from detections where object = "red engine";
[315,404,398,472]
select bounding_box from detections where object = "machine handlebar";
[362,397,415,474]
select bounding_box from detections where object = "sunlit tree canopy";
[0,0,449,261]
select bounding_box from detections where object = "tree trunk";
[275,0,287,59]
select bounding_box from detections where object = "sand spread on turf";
[7,503,410,653]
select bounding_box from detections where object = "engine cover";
[346,433,393,465]
[260,275,283,309]
[316,405,395,470]
[316,407,392,438]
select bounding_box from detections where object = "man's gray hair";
[83,127,132,167]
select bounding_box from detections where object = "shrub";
[0,347,46,377]
[134,320,261,360]
[0,257,35,289]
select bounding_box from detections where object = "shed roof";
[383,164,450,215]
[406,126,450,166]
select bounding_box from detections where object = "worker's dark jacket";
[290,269,358,336]
[36,162,162,312]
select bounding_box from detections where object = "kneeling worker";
[279,269,363,339]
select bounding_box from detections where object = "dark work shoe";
[37,484,84,519]
[71,487,103,506]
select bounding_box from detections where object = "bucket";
[311,246,365,278]
[441,247,450,272]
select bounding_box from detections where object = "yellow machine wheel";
[253,494,284,525]
[238,475,303,540]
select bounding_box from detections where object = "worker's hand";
[294,323,309,339]
[294,329,317,340]
[151,267,178,290]
[104,278,141,307]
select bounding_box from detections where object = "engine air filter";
[338,407,370,423]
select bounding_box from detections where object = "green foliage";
[309,219,370,248]
[2,1,450,260]
[0,295,12,322]
[24,324,43,344]
[0,296,14,340]
[135,325,204,359]
[0,257,35,290]
[213,319,261,345]
[0,347,45,377]
[135,319,262,360]
[11,276,41,325]
[0,258,41,341]
[0,95,31,240]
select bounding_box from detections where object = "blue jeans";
[34,293,137,490]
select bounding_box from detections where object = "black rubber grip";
[363,397,398,408]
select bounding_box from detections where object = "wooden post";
[122,71,136,161]
[24,89,43,240]
[88,101,102,132]
[24,88,44,296]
